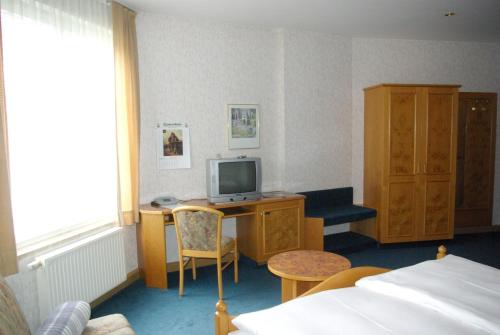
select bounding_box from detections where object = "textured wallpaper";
[123,225,138,272]
[137,15,284,202]
[136,15,356,201]
[283,30,352,191]
[351,38,500,225]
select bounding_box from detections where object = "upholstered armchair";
[0,274,135,335]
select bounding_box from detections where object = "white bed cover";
[230,255,500,335]
[356,255,500,334]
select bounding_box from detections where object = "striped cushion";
[36,301,90,335]
[0,274,31,335]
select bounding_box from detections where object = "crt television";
[206,157,262,203]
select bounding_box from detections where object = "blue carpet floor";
[92,232,500,335]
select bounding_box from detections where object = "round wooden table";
[268,250,351,302]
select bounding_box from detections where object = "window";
[1,0,117,248]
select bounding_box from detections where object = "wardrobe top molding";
[364,83,461,91]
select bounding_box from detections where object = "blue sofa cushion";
[299,187,354,210]
[306,205,377,226]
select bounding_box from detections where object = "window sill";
[17,221,118,261]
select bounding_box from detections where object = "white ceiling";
[120,0,500,42]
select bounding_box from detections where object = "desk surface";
[139,194,305,215]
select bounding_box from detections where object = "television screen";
[219,161,256,194]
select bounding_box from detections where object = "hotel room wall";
[136,14,285,261]
[135,15,355,260]
[351,38,500,226]
[136,14,285,203]
[136,15,355,202]
[282,30,352,192]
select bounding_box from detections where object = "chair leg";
[217,256,223,300]
[179,256,185,296]
[234,241,239,284]
[192,257,197,280]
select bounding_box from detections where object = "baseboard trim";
[90,269,141,308]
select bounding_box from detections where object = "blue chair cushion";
[305,205,377,226]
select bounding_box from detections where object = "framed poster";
[157,123,191,169]
[227,104,260,149]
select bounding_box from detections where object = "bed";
[214,246,500,335]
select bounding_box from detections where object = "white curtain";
[1,0,117,246]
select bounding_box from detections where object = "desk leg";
[140,213,168,289]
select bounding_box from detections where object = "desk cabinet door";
[260,201,303,257]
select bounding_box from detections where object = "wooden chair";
[172,206,238,299]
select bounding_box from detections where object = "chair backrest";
[0,274,31,335]
[172,206,224,252]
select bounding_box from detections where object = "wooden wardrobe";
[363,84,460,243]
[455,92,497,230]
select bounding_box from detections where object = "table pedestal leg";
[281,279,321,302]
[281,278,296,303]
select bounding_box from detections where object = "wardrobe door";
[381,87,419,242]
[455,93,497,228]
[419,87,458,239]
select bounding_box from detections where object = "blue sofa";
[298,187,376,226]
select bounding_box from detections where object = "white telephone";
[151,196,178,207]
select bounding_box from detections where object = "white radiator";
[32,227,126,320]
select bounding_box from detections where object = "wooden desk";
[138,195,305,289]
[267,250,351,302]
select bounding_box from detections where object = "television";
[206,157,262,203]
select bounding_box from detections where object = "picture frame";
[227,104,260,149]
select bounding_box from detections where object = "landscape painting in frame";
[228,104,260,149]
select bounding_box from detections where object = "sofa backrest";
[298,187,354,210]
[0,274,31,335]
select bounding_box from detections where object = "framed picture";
[227,104,260,149]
